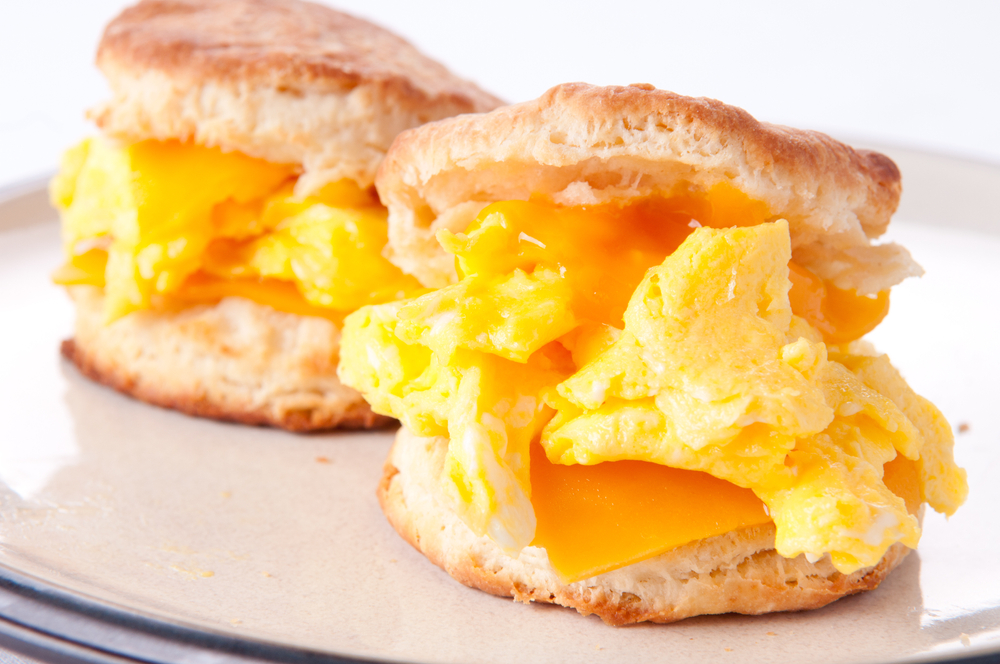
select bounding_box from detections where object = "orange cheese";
[530,444,924,583]
[125,140,297,301]
[51,248,108,287]
[529,442,772,583]
[52,250,341,321]
[882,454,922,516]
[166,272,346,322]
[788,261,890,344]
[449,197,696,328]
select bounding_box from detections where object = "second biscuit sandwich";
[339,83,967,624]
[51,0,501,430]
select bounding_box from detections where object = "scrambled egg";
[342,193,967,576]
[51,137,422,321]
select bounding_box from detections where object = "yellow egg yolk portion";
[51,137,422,321]
[338,194,968,579]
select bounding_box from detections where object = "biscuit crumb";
[766,631,777,636]
[960,633,971,647]
[594,645,603,651]
[724,648,732,652]
[220,491,231,498]
[316,456,331,464]
[261,571,272,578]
[230,619,242,626]
[957,423,970,433]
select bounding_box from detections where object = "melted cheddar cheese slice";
[529,442,771,583]
[531,445,923,584]
[51,138,422,321]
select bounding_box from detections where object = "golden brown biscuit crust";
[90,0,503,191]
[97,0,501,105]
[64,286,391,432]
[379,428,912,626]
[376,82,919,294]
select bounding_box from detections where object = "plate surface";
[0,147,998,664]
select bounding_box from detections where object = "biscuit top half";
[90,0,504,192]
[377,83,919,295]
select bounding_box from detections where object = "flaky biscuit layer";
[63,286,389,431]
[91,0,503,192]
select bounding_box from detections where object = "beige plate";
[0,146,999,664]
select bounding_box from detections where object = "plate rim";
[0,552,399,664]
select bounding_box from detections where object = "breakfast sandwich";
[338,83,968,624]
[50,0,501,431]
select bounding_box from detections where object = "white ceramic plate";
[0,146,998,664]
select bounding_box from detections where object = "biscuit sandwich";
[51,0,501,431]
[338,83,968,624]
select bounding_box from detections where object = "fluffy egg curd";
[51,137,422,324]
[340,187,967,584]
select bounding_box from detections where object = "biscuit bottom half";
[379,427,914,626]
[63,285,389,431]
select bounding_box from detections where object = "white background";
[1,0,999,190]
